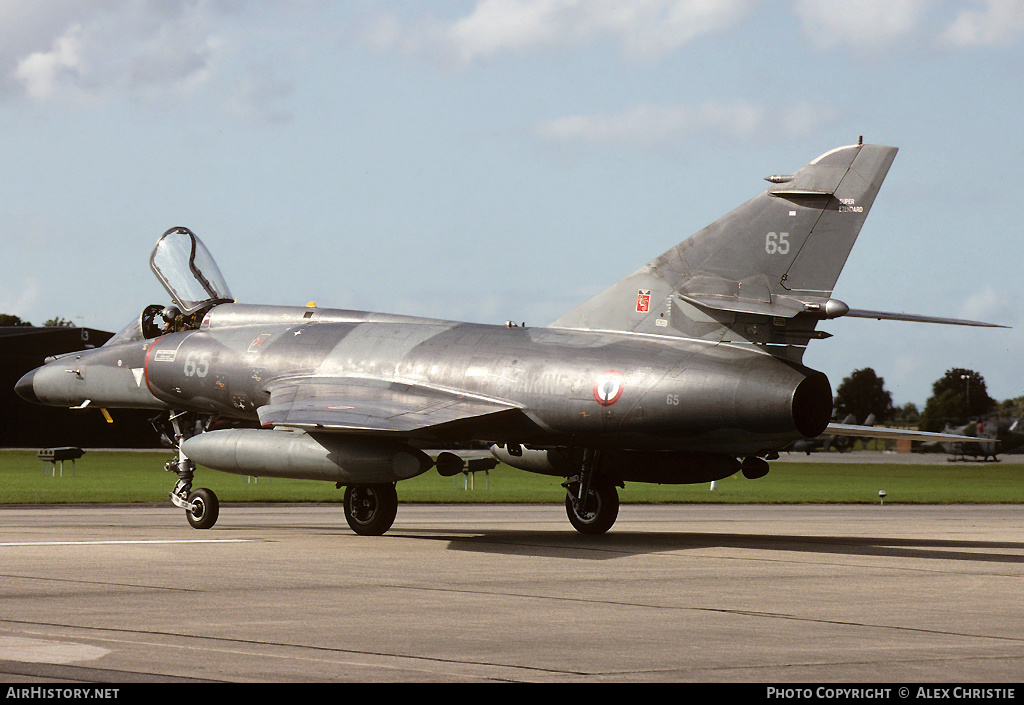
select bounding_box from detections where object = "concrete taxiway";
[1,502,1022,683]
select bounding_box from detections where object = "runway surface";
[1,502,1022,683]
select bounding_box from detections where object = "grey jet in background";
[16,141,1003,535]
[786,413,876,454]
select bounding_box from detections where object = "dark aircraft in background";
[940,417,1024,462]
[787,413,875,454]
[943,421,999,461]
[17,141,1004,535]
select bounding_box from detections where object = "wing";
[826,423,993,443]
[258,376,521,434]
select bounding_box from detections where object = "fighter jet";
[942,420,999,461]
[938,417,1024,462]
[16,141,1003,535]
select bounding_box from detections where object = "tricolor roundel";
[593,369,624,407]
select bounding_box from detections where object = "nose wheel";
[167,462,221,530]
[185,488,220,529]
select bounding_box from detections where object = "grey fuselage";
[24,302,831,459]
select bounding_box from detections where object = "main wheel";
[343,483,398,536]
[186,488,219,529]
[565,480,619,535]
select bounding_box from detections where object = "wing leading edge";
[825,423,993,443]
[258,376,521,434]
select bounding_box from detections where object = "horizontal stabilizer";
[826,423,995,443]
[678,293,806,319]
[767,189,833,199]
[844,309,1008,328]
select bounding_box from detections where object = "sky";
[1,0,1022,409]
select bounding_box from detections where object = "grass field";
[2,449,1023,505]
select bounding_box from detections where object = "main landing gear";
[341,483,399,536]
[563,449,620,535]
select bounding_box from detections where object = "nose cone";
[15,368,39,404]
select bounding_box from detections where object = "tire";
[186,488,219,530]
[565,481,618,535]
[343,483,398,536]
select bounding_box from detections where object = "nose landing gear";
[167,455,221,530]
[160,410,221,530]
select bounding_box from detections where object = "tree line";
[834,366,1018,432]
[0,314,75,327]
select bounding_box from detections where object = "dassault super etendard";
[16,141,1003,535]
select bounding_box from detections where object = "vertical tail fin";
[549,143,898,354]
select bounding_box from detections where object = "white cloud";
[537,102,761,145]
[0,277,42,320]
[958,286,1015,325]
[793,0,929,50]
[779,102,841,139]
[941,0,1024,47]
[228,64,295,125]
[12,23,89,102]
[371,0,757,63]
[2,1,230,105]
[535,100,836,147]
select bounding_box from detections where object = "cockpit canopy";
[151,226,233,314]
[107,227,234,345]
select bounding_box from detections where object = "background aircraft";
[16,141,1002,535]
[786,413,875,454]
[937,417,1024,462]
[942,421,999,461]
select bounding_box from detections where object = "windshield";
[106,316,146,346]
[105,304,170,345]
[150,227,233,314]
